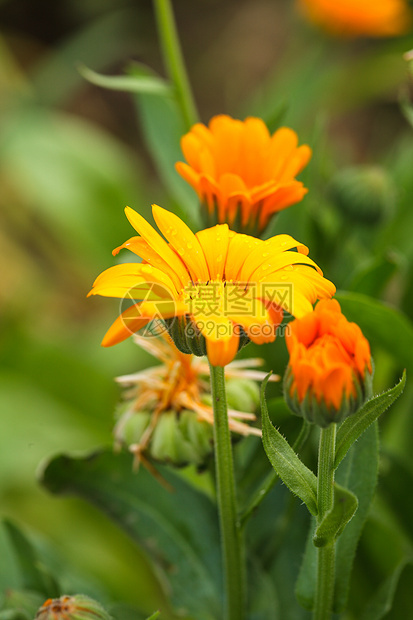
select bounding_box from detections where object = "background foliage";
[1,0,413,618]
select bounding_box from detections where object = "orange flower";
[88,204,335,367]
[297,0,412,37]
[175,115,312,234]
[285,299,372,426]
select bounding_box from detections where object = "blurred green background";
[2,0,413,618]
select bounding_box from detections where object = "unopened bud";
[35,595,112,620]
[225,378,260,412]
[329,166,395,225]
[284,299,373,427]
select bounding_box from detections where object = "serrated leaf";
[335,371,406,469]
[40,450,222,620]
[261,375,318,516]
[313,483,358,547]
[335,292,413,370]
[79,64,172,97]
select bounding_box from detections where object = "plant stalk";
[209,362,246,620]
[313,423,337,620]
[153,0,198,129]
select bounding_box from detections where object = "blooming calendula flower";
[175,115,312,235]
[115,332,274,466]
[284,299,373,426]
[88,204,335,366]
[297,0,412,37]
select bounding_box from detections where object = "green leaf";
[2,520,59,598]
[0,589,44,620]
[261,375,318,516]
[40,450,222,620]
[347,253,400,297]
[334,423,379,612]
[335,292,413,370]
[313,483,358,547]
[379,450,413,545]
[360,558,413,620]
[335,371,406,469]
[295,517,317,611]
[400,86,413,129]
[106,604,158,620]
[246,558,279,620]
[79,64,172,97]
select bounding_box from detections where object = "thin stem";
[209,362,246,620]
[313,424,337,620]
[153,0,199,129]
[239,420,311,527]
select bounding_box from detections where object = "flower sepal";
[166,316,208,357]
[166,316,250,359]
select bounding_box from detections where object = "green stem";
[209,362,246,620]
[153,0,199,129]
[239,420,311,527]
[314,424,337,620]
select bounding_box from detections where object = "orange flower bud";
[284,299,373,426]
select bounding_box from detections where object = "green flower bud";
[115,406,214,467]
[329,166,395,225]
[146,410,213,466]
[114,404,151,447]
[35,596,112,620]
[225,378,260,413]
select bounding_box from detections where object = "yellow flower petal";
[196,224,230,280]
[102,300,188,347]
[240,250,321,283]
[225,233,263,281]
[88,263,176,299]
[112,236,184,293]
[193,312,240,367]
[152,204,210,282]
[124,206,189,288]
